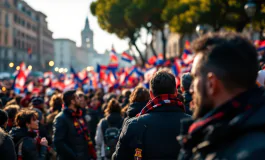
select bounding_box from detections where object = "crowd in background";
[0,32,265,160]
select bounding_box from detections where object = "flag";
[28,48,32,59]
[121,52,133,63]
[257,40,265,52]
[182,41,194,64]
[13,62,28,93]
[109,48,118,64]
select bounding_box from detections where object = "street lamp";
[244,1,256,39]
[54,67,59,72]
[196,24,206,37]
[49,61,54,67]
[64,68,68,73]
[244,1,256,18]
[9,62,14,68]
[28,65,32,70]
[59,68,64,73]
[16,66,20,70]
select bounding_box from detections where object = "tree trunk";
[129,43,138,63]
[161,28,167,60]
[132,41,145,66]
[150,30,158,57]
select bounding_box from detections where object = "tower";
[81,17,94,51]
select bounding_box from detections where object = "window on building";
[4,31,8,45]
[5,13,9,28]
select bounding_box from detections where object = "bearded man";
[178,32,265,160]
[53,90,97,160]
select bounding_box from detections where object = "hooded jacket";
[9,127,47,160]
[0,127,16,160]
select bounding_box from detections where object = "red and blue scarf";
[137,94,185,117]
[66,108,97,159]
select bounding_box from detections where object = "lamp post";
[244,1,256,40]
[196,24,206,37]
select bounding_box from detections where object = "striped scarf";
[137,94,185,117]
[67,109,97,159]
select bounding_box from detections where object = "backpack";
[101,119,122,158]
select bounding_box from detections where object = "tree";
[162,0,265,33]
[124,0,167,59]
[90,0,145,64]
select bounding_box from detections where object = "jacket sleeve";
[112,119,136,160]
[53,115,77,159]
[95,120,104,147]
[4,135,16,160]
[22,138,47,160]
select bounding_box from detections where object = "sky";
[24,0,139,54]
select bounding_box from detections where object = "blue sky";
[24,0,138,54]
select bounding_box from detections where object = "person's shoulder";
[218,131,265,159]
[0,128,7,146]
[54,111,67,122]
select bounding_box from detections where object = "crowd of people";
[0,32,265,160]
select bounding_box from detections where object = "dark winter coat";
[10,127,47,160]
[100,113,124,136]
[112,105,191,160]
[178,87,265,160]
[183,92,192,115]
[0,127,16,160]
[53,109,91,160]
[123,102,147,126]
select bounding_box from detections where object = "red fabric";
[188,112,224,134]
[136,94,185,117]
[20,96,31,108]
[70,109,97,159]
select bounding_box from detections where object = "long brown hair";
[104,98,121,117]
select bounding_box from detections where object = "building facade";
[54,39,76,70]
[0,0,53,72]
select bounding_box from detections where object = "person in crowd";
[10,109,48,160]
[95,98,123,160]
[87,96,103,144]
[3,104,20,132]
[31,97,48,140]
[178,32,265,160]
[180,73,193,115]
[112,70,190,160]
[20,92,32,108]
[257,69,265,86]
[0,109,16,160]
[46,93,63,144]
[121,90,131,108]
[122,86,150,125]
[53,90,97,160]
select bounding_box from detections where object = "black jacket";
[112,105,191,160]
[10,127,47,160]
[53,109,91,160]
[178,87,265,160]
[0,127,16,160]
[183,92,192,115]
[100,113,124,135]
[123,102,147,126]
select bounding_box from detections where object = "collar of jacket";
[179,86,265,154]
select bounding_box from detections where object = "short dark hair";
[150,70,176,96]
[0,109,8,127]
[63,90,76,107]
[181,73,193,91]
[15,109,38,128]
[3,105,20,120]
[191,32,259,90]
